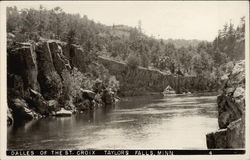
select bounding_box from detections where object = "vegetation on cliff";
[7,39,119,125]
[7,6,245,77]
[6,5,245,129]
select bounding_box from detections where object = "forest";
[7,6,245,84]
[6,4,247,150]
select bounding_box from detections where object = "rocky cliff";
[7,39,115,125]
[98,56,217,96]
[206,60,245,148]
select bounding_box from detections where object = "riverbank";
[7,37,245,149]
[98,56,219,96]
[7,38,119,126]
[8,93,218,149]
[206,60,245,148]
[7,37,221,125]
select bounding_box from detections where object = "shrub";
[61,68,86,100]
[127,54,140,69]
[108,76,120,93]
[140,54,149,68]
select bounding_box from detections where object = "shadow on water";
[8,93,218,150]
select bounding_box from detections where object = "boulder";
[55,108,72,117]
[163,85,176,95]
[80,89,96,100]
[217,95,242,129]
[206,60,245,149]
[64,99,76,111]
[226,119,245,148]
[7,108,13,126]
[10,98,40,121]
[28,89,49,115]
[102,89,114,104]
[47,99,59,112]
[233,87,244,99]
[207,119,244,149]
[206,129,227,148]
[75,99,92,111]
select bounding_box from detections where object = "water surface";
[8,93,218,149]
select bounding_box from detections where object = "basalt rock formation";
[7,38,114,125]
[98,56,217,96]
[6,37,221,126]
[206,60,245,148]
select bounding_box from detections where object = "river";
[8,93,218,150]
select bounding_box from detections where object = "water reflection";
[8,94,218,149]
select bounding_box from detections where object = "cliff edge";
[206,60,245,148]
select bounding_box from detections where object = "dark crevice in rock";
[7,39,118,126]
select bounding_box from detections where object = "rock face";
[80,89,96,100]
[48,41,71,74]
[102,89,115,104]
[62,44,86,73]
[7,42,40,97]
[36,41,63,100]
[206,60,245,148]
[7,39,116,125]
[9,98,41,121]
[7,40,69,124]
[98,56,216,96]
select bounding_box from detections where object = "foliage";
[127,53,140,69]
[213,18,245,61]
[108,76,120,93]
[61,68,93,99]
[7,6,245,80]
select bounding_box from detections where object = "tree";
[127,53,140,69]
[7,6,20,33]
[191,54,203,75]
[140,53,149,68]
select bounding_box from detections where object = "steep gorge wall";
[206,60,245,148]
[98,56,217,96]
[7,39,96,124]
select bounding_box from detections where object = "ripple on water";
[8,94,219,149]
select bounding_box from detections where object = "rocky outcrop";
[36,41,63,100]
[80,89,96,100]
[7,42,40,97]
[7,108,13,126]
[62,44,86,73]
[27,89,50,115]
[48,40,71,74]
[9,98,41,122]
[206,60,245,148]
[7,38,117,125]
[163,85,176,95]
[98,56,216,96]
[101,89,115,104]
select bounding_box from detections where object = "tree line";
[7,6,245,78]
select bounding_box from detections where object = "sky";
[5,1,249,41]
